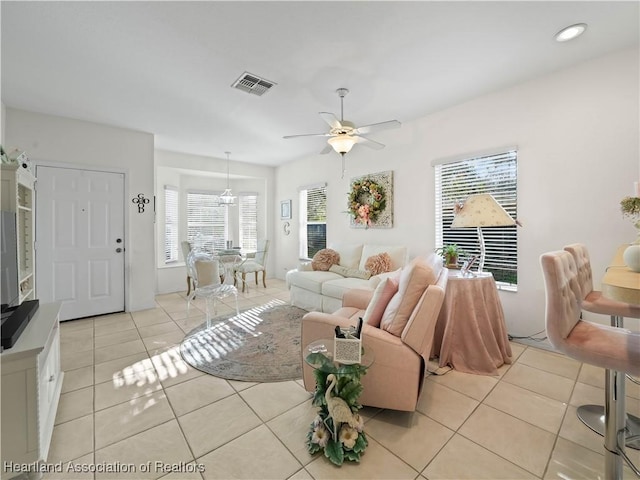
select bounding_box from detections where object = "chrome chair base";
[578,404,640,450]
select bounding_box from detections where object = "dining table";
[214,248,245,285]
[601,244,640,306]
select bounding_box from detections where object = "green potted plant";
[621,196,640,232]
[435,244,465,268]
[620,196,640,271]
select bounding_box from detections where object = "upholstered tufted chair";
[540,250,640,479]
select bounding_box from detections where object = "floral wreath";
[347,178,386,228]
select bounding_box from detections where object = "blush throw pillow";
[365,252,392,276]
[380,256,437,336]
[311,248,340,271]
[362,277,399,328]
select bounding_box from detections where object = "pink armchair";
[301,254,448,411]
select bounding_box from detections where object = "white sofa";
[286,243,408,313]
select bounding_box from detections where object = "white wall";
[275,48,640,337]
[4,108,156,312]
[155,149,275,294]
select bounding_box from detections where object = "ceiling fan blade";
[319,112,342,129]
[319,144,333,155]
[353,119,401,135]
[283,132,331,139]
[354,134,385,150]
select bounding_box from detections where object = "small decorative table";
[432,270,512,375]
[304,339,374,465]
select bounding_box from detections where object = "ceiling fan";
[283,88,401,176]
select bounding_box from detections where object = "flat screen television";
[1,210,19,311]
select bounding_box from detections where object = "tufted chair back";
[563,243,594,301]
[540,250,640,374]
[540,250,582,344]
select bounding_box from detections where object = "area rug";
[179,300,308,382]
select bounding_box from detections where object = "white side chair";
[187,250,239,322]
[234,239,270,292]
[181,240,193,296]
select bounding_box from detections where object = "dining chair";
[181,240,194,295]
[540,250,640,479]
[186,249,239,322]
[564,243,640,449]
[234,239,270,292]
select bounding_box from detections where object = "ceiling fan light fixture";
[328,135,356,154]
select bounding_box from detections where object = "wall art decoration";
[281,199,292,220]
[132,193,150,213]
[347,170,393,229]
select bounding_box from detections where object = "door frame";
[34,160,130,314]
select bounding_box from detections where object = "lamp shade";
[328,135,356,154]
[451,194,515,228]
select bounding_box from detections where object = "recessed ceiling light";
[554,23,587,42]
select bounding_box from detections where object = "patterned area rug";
[179,300,308,382]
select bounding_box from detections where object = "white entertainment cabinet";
[1,304,63,479]
[1,163,64,479]
[0,163,36,302]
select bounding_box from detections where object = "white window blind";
[164,185,179,263]
[299,184,327,259]
[239,194,258,251]
[435,150,518,287]
[187,191,227,251]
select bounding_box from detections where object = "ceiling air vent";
[231,72,276,96]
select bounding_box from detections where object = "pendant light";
[219,151,236,206]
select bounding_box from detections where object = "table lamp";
[451,193,516,273]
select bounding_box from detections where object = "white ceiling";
[2,1,638,166]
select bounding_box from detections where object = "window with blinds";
[187,191,227,251]
[164,186,179,263]
[239,194,258,251]
[435,150,518,287]
[299,184,327,259]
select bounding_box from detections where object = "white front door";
[36,166,125,321]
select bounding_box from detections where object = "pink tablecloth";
[432,271,512,375]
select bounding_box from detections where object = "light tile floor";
[45,278,640,480]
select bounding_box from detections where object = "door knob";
[116,248,123,253]
[116,238,122,243]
